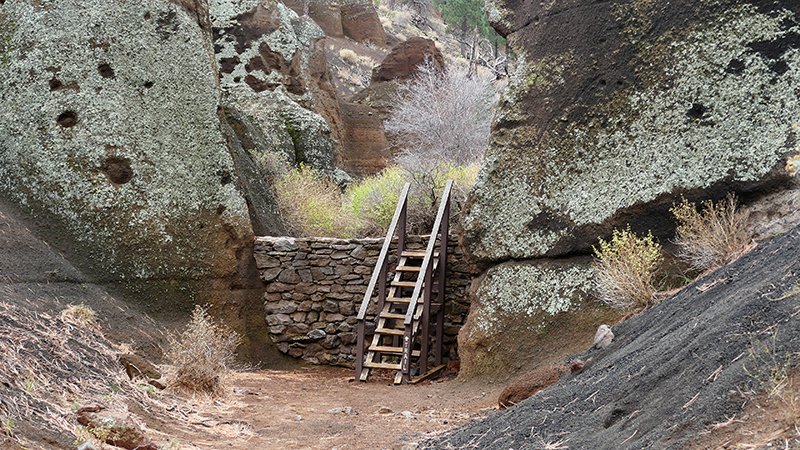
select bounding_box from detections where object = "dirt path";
[157,367,502,450]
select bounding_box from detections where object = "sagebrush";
[593,227,663,310]
[167,305,241,396]
[671,193,752,272]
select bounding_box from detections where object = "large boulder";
[457,258,624,379]
[463,0,800,262]
[223,84,351,187]
[0,0,280,362]
[457,1,800,379]
[371,36,444,83]
[0,0,249,284]
[212,0,347,175]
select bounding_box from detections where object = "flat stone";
[307,329,327,340]
[278,268,301,283]
[274,237,299,252]
[266,300,298,315]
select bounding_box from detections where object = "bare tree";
[385,59,494,171]
[384,59,495,231]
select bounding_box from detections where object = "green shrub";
[347,166,408,234]
[167,305,241,396]
[671,193,752,272]
[593,227,663,309]
[346,162,480,236]
[274,164,360,237]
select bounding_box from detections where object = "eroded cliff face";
[458,0,800,377]
[212,0,350,185]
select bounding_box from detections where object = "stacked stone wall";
[254,235,476,367]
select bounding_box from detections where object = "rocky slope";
[425,223,800,449]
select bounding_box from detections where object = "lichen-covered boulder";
[212,0,347,171]
[463,1,800,262]
[0,0,290,364]
[0,0,251,283]
[457,259,623,379]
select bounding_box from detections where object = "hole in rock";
[57,111,78,128]
[102,157,134,184]
[49,78,63,91]
[687,103,707,120]
[771,60,789,75]
[97,63,115,79]
[725,59,745,75]
[144,81,154,88]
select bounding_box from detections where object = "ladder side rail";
[403,180,453,326]
[435,193,450,366]
[357,182,410,321]
[420,261,432,375]
[356,183,410,379]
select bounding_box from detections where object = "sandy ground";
[152,366,503,450]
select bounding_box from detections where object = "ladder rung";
[401,250,440,258]
[396,265,422,272]
[375,327,405,336]
[368,346,421,357]
[379,312,406,320]
[387,296,412,304]
[364,361,401,370]
[391,281,417,288]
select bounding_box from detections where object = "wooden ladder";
[355,181,452,384]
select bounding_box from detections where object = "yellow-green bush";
[593,227,663,310]
[274,165,360,238]
[347,166,409,234]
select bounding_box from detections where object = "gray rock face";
[223,84,350,186]
[464,0,800,262]
[0,0,252,282]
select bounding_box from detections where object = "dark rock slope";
[425,224,800,449]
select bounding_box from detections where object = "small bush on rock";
[167,305,241,396]
[338,48,358,65]
[593,227,663,310]
[671,193,752,272]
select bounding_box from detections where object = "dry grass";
[0,300,162,449]
[671,193,752,272]
[338,48,358,65]
[593,227,663,309]
[743,336,800,434]
[61,303,97,328]
[166,305,242,397]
